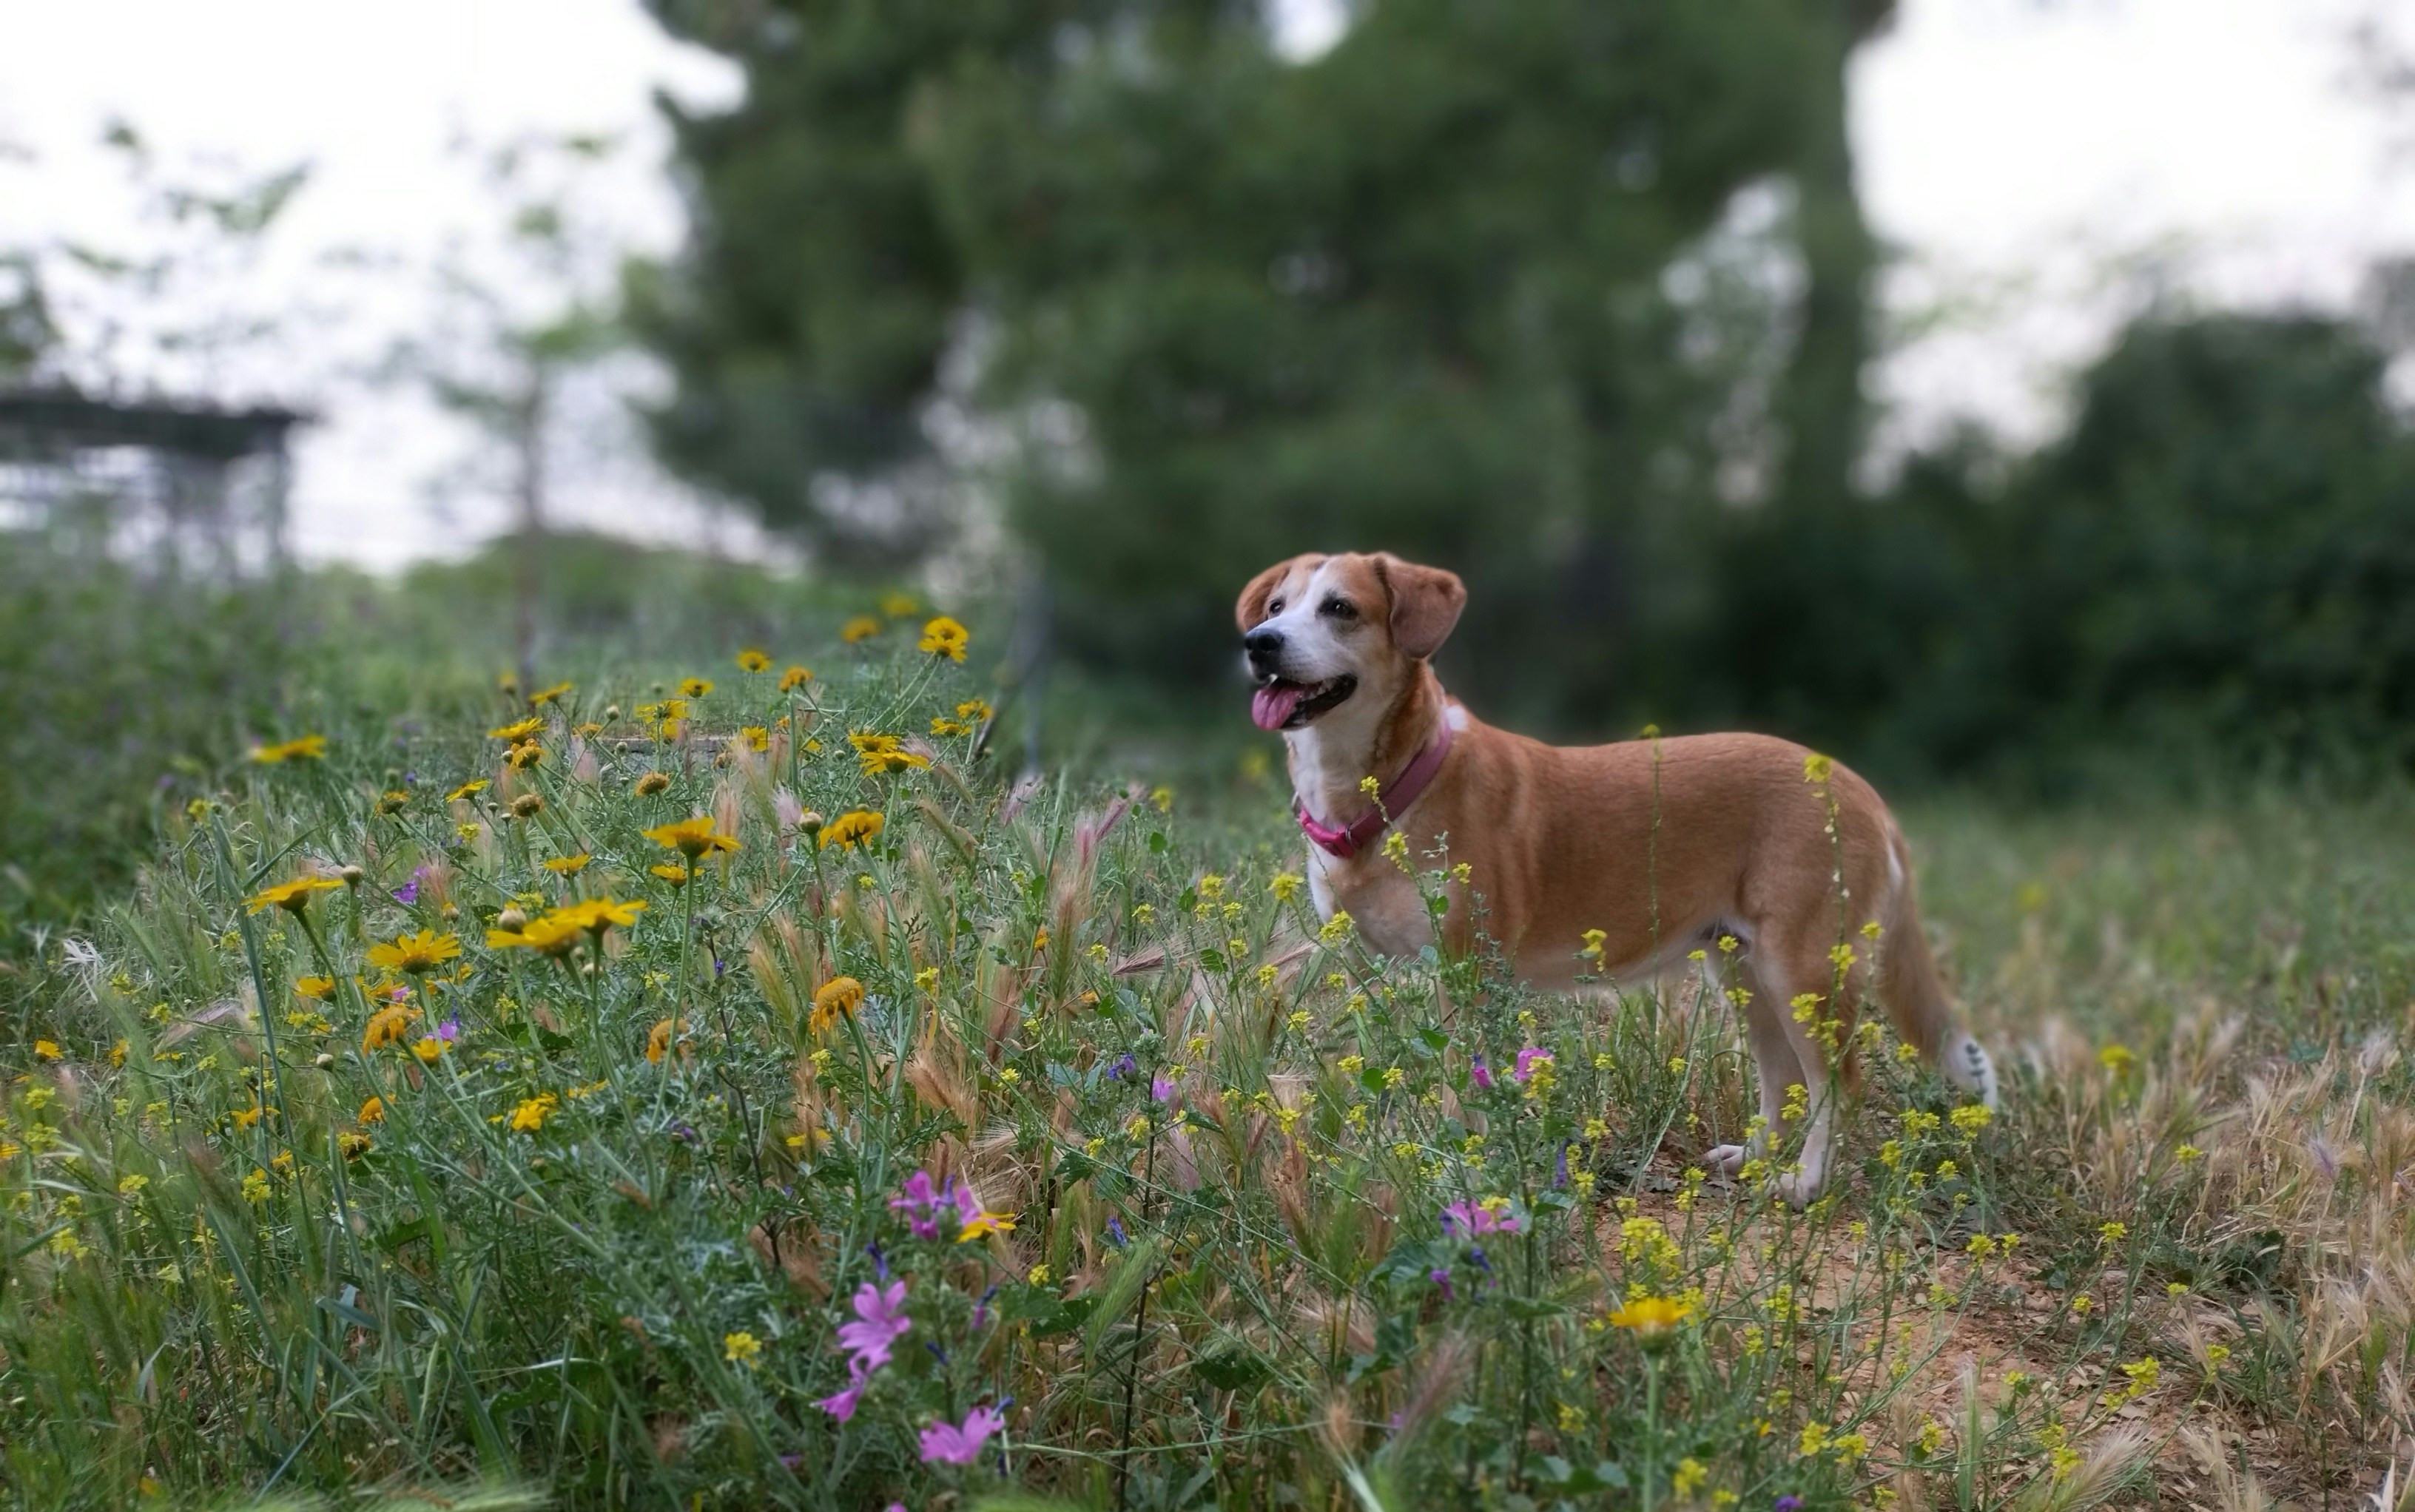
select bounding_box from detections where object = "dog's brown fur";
[1238,551,1995,1202]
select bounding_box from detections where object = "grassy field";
[3,607,2411,1511]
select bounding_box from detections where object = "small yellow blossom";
[917,615,969,662]
[735,649,771,673]
[724,1331,762,1366]
[818,810,885,850]
[252,734,327,763]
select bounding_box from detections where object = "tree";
[639,1,1890,723]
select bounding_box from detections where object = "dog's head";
[1234,553,1466,731]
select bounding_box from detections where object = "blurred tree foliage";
[1713,313,2415,788]
[636,0,1886,715]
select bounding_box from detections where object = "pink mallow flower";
[920,1403,1006,1465]
[1469,1056,1493,1090]
[889,1170,952,1241]
[815,1363,867,1422]
[1512,1047,1553,1083]
[836,1279,912,1374]
[1441,1199,1519,1238]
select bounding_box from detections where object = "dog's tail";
[1876,823,1999,1108]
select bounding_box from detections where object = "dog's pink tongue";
[1251,684,1304,731]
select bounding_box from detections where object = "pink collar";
[1295,718,1455,860]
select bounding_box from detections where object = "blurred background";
[6,0,2415,942]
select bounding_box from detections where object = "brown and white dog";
[1239,550,1997,1204]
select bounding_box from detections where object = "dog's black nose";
[1244,627,1284,662]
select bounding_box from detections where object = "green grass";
[3,614,2411,1509]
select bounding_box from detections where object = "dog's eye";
[1321,598,1356,620]
[1267,598,1284,615]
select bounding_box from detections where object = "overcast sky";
[4,0,2411,569]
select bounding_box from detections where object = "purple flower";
[1441,1200,1519,1238]
[836,1280,912,1374]
[1512,1046,1553,1084]
[435,1018,461,1044]
[1470,1056,1493,1090]
[814,1364,866,1422]
[1776,1499,1805,1512]
[1106,1217,1127,1247]
[1151,1074,1176,1104]
[973,1283,997,1329]
[1106,1053,1137,1081]
[1428,1266,1454,1302]
[391,879,420,905]
[889,1170,952,1241]
[919,1403,1006,1465]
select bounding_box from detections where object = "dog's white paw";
[1943,1031,2001,1110]
[1775,1169,1826,1209]
[1705,1143,1748,1176]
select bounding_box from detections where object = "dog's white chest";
[1307,848,1433,959]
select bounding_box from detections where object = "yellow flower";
[489,717,543,742]
[634,771,672,797]
[241,1168,272,1203]
[880,591,920,618]
[548,897,646,934]
[295,975,337,1002]
[778,665,813,692]
[1606,1295,1695,1337]
[362,1005,420,1053]
[917,615,969,662]
[507,741,545,770]
[509,1093,559,1134]
[411,1036,448,1063]
[841,615,881,644]
[359,1096,385,1124]
[485,915,585,956]
[376,790,411,815]
[849,731,930,776]
[647,1017,676,1064]
[33,1038,63,1060]
[340,1132,372,1159]
[1672,1459,1707,1498]
[645,816,741,860]
[735,649,772,673]
[818,810,885,850]
[2099,1043,2135,1075]
[1801,752,1833,784]
[650,863,692,886]
[368,931,462,976]
[724,1330,764,1366]
[1270,872,1304,902]
[448,779,489,801]
[957,1206,1017,1242]
[528,681,573,705]
[243,875,345,915]
[739,726,770,752]
[676,678,713,700]
[232,1102,264,1130]
[252,734,327,763]
[811,976,865,1036]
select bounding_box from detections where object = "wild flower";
[528,681,573,705]
[1607,1295,1694,1335]
[633,771,672,797]
[488,717,543,742]
[841,616,880,643]
[812,977,864,1035]
[917,615,969,662]
[644,817,740,860]
[735,649,772,673]
[1441,1200,1518,1238]
[361,1005,420,1053]
[920,1404,1005,1466]
[294,975,337,1002]
[510,1094,559,1134]
[548,897,646,935]
[485,915,583,956]
[646,1019,676,1064]
[779,664,813,691]
[245,876,343,915]
[448,779,488,801]
[838,1279,912,1374]
[358,1096,385,1124]
[679,678,714,699]
[368,931,462,976]
[542,854,591,875]
[251,735,327,763]
[724,1330,762,1366]
[850,732,931,776]
[818,810,884,850]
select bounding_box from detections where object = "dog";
[1238,550,1997,1204]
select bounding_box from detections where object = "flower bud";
[496,907,529,932]
[511,793,544,819]
[339,865,366,886]
[314,1053,337,1070]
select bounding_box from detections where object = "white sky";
[2,0,2411,569]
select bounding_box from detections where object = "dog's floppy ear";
[1375,554,1466,660]
[1235,559,1294,631]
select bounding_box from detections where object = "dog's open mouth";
[1250,675,1358,731]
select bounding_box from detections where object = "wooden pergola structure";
[0,386,307,574]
